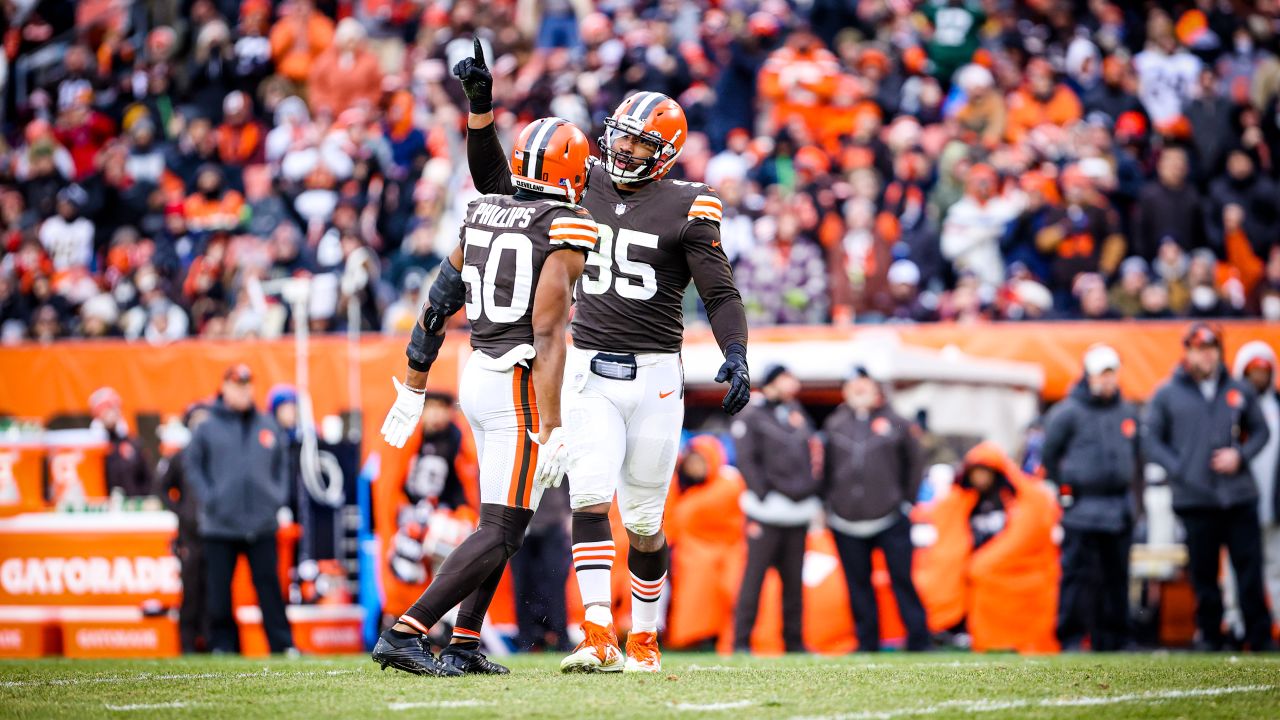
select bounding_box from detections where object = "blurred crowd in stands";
[4,0,1280,343]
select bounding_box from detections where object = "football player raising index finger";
[454,36,751,674]
[373,116,595,677]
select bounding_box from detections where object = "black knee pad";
[479,503,533,558]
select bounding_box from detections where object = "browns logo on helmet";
[510,116,593,203]
[599,91,687,184]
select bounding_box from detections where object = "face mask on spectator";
[1263,295,1280,321]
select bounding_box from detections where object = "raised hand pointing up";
[452,37,493,114]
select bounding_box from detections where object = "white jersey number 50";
[580,225,659,300]
[461,228,533,323]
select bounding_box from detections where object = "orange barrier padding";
[0,512,179,607]
[237,604,364,656]
[59,608,180,659]
[0,608,62,657]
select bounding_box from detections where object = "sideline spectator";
[1142,324,1273,651]
[184,364,295,655]
[913,441,1061,653]
[665,436,745,651]
[1042,345,1140,651]
[822,368,930,652]
[154,404,213,653]
[89,386,154,498]
[1232,342,1280,629]
[731,365,819,654]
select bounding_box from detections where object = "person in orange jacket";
[664,435,746,650]
[912,441,1061,653]
[307,18,384,117]
[269,0,334,86]
[757,28,840,135]
[1005,59,1083,144]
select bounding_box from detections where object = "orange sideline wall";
[3,322,1278,437]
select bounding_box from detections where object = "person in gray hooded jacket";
[821,367,929,652]
[1042,344,1140,651]
[1143,323,1273,651]
[184,363,294,655]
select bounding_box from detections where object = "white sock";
[630,572,665,634]
[584,603,613,627]
[572,541,615,616]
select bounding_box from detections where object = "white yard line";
[684,660,1042,673]
[104,701,190,711]
[2,668,356,689]
[790,684,1279,720]
[387,700,494,711]
[672,700,757,711]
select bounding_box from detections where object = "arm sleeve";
[901,422,925,505]
[734,414,769,498]
[182,428,211,505]
[1239,390,1272,461]
[466,122,516,196]
[1140,390,1180,476]
[152,458,180,513]
[683,221,748,355]
[1040,405,1072,483]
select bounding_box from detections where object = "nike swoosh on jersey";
[659,390,675,399]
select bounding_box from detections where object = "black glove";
[715,343,751,416]
[452,37,493,114]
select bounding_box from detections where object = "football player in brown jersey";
[373,117,597,677]
[454,39,751,673]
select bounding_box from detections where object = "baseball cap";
[1083,344,1121,376]
[1183,322,1220,349]
[761,364,791,387]
[224,363,254,383]
[887,259,921,287]
[89,387,123,415]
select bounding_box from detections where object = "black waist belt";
[590,353,638,381]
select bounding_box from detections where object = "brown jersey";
[461,193,597,365]
[467,124,747,356]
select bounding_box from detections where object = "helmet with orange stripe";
[599,91,687,184]
[510,117,593,204]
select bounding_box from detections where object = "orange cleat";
[559,621,624,673]
[624,631,662,673]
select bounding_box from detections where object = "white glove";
[529,426,568,489]
[381,377,426,448]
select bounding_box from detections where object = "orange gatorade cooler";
[0,428,47,515]
[43,429,109,505]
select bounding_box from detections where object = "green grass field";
[1,653,1277,719]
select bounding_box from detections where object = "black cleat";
[439,644,511,675]
[371,636,463,677]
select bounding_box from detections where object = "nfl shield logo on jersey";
[614,203,629,216]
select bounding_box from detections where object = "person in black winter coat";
[731,365,820,653]
[1042,345,1140,651]
[1204,148,1279,261]
[89,387,154,498]
[1131,146,1208,261]
[821,368,930,652]
[184,364,294,655]
[1142,323,1274,651]
[155,404,213,653]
